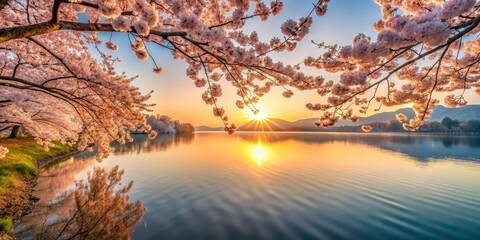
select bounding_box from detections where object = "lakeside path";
[0,138,76,237]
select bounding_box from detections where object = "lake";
[15,132,480,239]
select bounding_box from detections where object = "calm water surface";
[16,132,480,239]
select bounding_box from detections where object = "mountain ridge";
[196,105,480,131]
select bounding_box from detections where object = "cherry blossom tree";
[304,0,480,131]
[0,0,326,158]
[146,114,195,134]
[0,32,153,158]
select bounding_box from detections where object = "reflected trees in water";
[16,166,144,240]
[114,134,195,155]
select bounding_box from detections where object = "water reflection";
[15,160,144,239]
[114,132,480,164]
[15,133,195,239]
[114,133,194,155]
[251,137,267,167]
[107,132,480,163]
[239,132,480,162]
[15,132,480,240]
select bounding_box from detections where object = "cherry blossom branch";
[0,20,187,43]
[421,44,450,121]
[332,14,480,108]
[208,1,280,30]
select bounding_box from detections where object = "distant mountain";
[291,108,416,128]
[430,105,480,122]
[196,105,480,131]
[290,105,480,128]
[343,108,415,126]
[195,126,223,131]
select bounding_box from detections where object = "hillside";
[291,108,416,128]
[195,105,480,132]
[195,126,223,131]
[430,105,480,122]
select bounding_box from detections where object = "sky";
[94,0,480,127]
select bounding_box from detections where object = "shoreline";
[0,147,78,237]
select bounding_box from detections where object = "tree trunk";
[9,125,21,138]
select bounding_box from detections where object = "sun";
[251,110,269,121]
[245,104,272,122]
[248,106,270,122]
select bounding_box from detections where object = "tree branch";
[0,21,187,43]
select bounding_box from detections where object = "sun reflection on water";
[252,137,267,167]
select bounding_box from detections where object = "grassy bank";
[0,138,74,194]
[0,138,75,236]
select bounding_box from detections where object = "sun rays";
[248,106,271,122]
[250,111,269,121]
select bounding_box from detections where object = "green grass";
[0,138,74,194]
[0,218,13,235]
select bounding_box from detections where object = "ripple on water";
[15,133,480,240]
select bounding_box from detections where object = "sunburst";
[248,106,270,122]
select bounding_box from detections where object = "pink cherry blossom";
[153,67,163,74]
[135,50,148,60]
[106,41,118,51]
[395,113,408,123]
[361,125,373,132]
